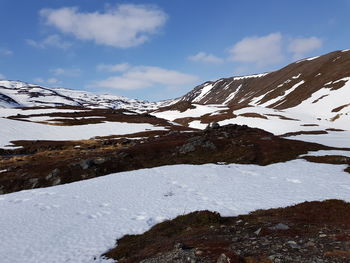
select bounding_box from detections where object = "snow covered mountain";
[181,50,350,111]
[0,80,175,111]
[154,50,350,138]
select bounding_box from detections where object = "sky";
[0,0,349,101]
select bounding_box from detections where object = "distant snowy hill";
[0,80,175,112]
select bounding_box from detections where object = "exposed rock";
[79,160,93,170]
[179,137,217,154]
[216,254,231,263]
[93,157,108,165]
[269,223,290,231]
[28,178,39,188]
[51,177,61,186]
[45,168,60,180]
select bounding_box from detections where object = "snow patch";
[193,83,214,103]
[233,73,268,81]
[0,118,167,148]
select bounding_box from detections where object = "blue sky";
[0,0,349,100]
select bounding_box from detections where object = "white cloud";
[0,48,13,56]
[50,68,81,77]
[188,52,223,64]
[288,37,323,60]
[0,73,6,79]
[96,63,130,72]
[93,65,198,90]
[34,78,60,85]
[26,34,72,49]
[228,33,284,67]
[40,4,167,48]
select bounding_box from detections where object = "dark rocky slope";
[104,199,350,263]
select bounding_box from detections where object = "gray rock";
[254,227,262,236]
[211,122,220,129]
[287,240,300,249]
[269,223,290,230]
[217,253,230,263]
[79,160,93,170]
[46,168,60,180]
[51,177,61,186]
[179,136,216,154]
[93,157,107,165]
[28,178,39,188]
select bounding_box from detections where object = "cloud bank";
[188,52,223,64]
[228,33,284,66]
[94,65,198,90]
[40,4,167,48]
[288,37,323,60]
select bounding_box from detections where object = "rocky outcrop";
[104,200,350,263]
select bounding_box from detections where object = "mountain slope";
[181,50,350,111]
[154,50,350,136]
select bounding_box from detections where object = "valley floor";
[1,159,350,262]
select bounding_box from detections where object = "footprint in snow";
[88,212,104,219]
[146,218,156,226]
[133,215,147,220]
[8,198,31,204]
[213,200,224,206]
[146,216,167,226]
[33,191,56,196]
[100,210,111,216]
[164,191,175,197]
[35,204,61,211]
[76,211,87,216]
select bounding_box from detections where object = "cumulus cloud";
[40,4,167,48]
[188,52,224,64]
[93,65,198,90]
[34,77,60,85]
[0,48,13,56]
[96,63,130,72]
[26,34,72,49]
[228,33,284,67]
[0,73,6,79]
[50,68,81,77]
[288,37,323,60]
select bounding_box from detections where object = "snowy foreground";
[1,160,350,263]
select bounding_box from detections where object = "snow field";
[1,160,350,262]
[152,104,228,121]
[0,117,167,148]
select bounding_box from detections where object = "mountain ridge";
[153,50,350,136]
[0,80,176,112]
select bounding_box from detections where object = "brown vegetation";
[104,200,350,263]
[0,124,330,194]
